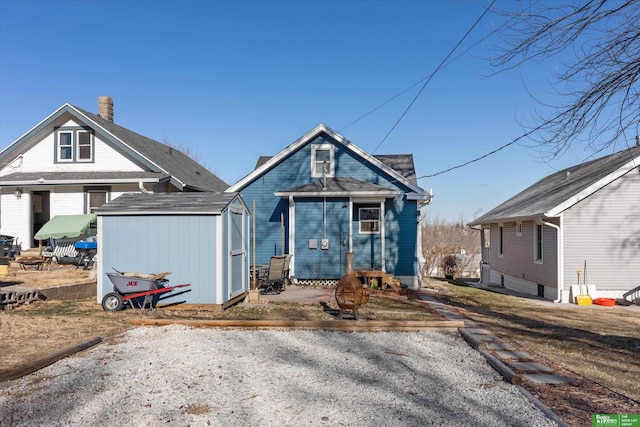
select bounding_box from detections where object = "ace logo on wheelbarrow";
[103,270,190,312]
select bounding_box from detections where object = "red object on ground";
[593,298,616,306]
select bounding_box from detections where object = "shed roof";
[95,192,243,215]
[469,144,640,225]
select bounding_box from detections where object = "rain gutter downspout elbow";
[537,216,562,302]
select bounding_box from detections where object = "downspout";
[138,182,150,193]
[537,216,562,302]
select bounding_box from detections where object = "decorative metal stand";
[335,252,369,320]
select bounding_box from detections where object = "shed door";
[230,209,246,296]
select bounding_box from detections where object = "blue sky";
[0,0,608,222]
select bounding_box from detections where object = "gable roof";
[95,192,243,215]
[229,123,428,199]
[0,103,228,192]
[255,153,418,184]
[469,144,640,225]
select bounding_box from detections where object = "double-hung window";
[359,207,380,234]
[534,223,543,263]
[58,131,73,161]
[310,144,334,178]
[56,128,94,163]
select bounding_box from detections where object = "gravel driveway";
[0,325,557,426]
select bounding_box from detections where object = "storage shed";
[95,192,250,308]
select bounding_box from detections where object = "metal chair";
[261,255,288,294]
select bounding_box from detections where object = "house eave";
[226,123,428,196]
[0,177,168,186]
[274,190,401,198]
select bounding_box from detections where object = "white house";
[0,97,227,249]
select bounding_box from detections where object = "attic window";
[56,128,94,163]
[311,144,334,178]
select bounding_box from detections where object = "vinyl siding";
[239,134,418,279]
[488,219,558,295]
[12,119,142,173]
[562,170,640,292]
[294,198,349,278]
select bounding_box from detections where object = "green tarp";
[34,214,97,240]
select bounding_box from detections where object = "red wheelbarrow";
[102,269,190,311]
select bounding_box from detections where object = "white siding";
[8,119,143,174]
[562,170,640,295]
[50,187,85,215]
[0,191,29,243]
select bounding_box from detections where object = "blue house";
[226,124,432,288]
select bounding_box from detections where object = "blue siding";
[99,210,249,305]
[294,198,349,278]
[238,133,419,278]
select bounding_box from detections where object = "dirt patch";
[429,279,640,426]
[1,263,94,289]
[1,265,438,377]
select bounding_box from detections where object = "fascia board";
[226,123,428,196]
[69,106,187,190]
[0,177,165,186]
[69,106,163,170]
[97,210,224,216]
[545,157,640,217]
[227,124,328,192]
[0,103,73,161]
[274,190,400,198]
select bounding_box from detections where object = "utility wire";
[366,0,496,157]
[339,6,506,134]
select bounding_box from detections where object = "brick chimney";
[98,96,114,122]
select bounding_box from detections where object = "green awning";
[34,214,97,240]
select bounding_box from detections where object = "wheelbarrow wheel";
[102,292,124,311]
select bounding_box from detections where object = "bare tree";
[422,214,480,281]
[490,0,640,158]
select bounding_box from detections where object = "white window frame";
[516,221,522,237]
[76,130,93,162]
[359,207,380,234]
[534,223,543,264]
[57,131,74,162]
[310,144,335,178]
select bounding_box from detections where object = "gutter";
[537,216,563,302]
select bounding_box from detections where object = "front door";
[32,191,50,246]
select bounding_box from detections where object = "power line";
[339,5,505,134]
[367,0,496,156]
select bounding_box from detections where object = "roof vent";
[98,96,114,122]
[636,135,640,146]
[566,171,571,178]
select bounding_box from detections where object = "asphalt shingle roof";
[95,192,240,214]
[74,107,229,192]
[0,171,169,185]
[470,144,640,225]
[255,154,417,183]
[278,177,398,194]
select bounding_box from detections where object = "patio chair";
[260,255,288,294]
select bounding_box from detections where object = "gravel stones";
[0,325,557,426]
